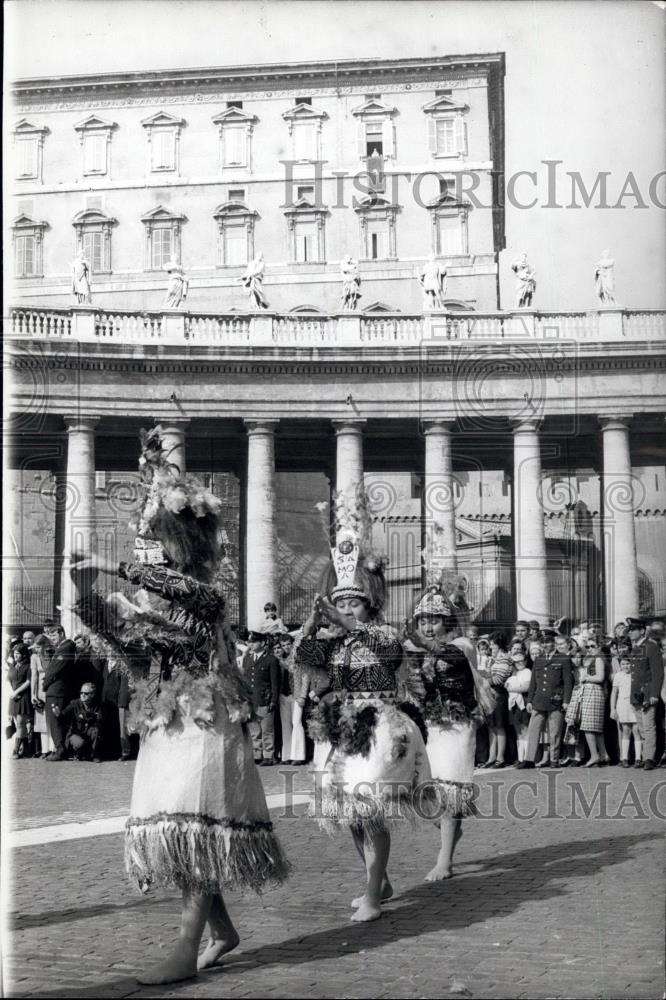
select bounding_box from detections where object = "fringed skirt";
[125,703,290,895]
[425,720,477,820]
[308,693,432,834]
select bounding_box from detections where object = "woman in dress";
[30,634,54,758]
[580,637,609,766]
[70,426,289,985]
[8,642,34,758]
[481,632,512,768]
[295,508,430,923]
[505,640,533,764]
[402,586,479,881]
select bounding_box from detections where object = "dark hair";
[264,602,277,613]
[509,638,533,670]
[149,506,221,582]
[12,642,30,664]
[490,630,508,652]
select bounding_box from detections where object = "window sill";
[150,167,177,174]
[15,273,44,280]
[83,171,108,177]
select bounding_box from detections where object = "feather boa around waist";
[507,692,526,712]
[308,693,426,758]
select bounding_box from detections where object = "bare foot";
[197,930,240,970]
[350,898,382,922]
[351,878,393,908]
[136,948,197,985]
[424,863,453,881]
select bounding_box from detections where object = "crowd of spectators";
[5,607,666,773]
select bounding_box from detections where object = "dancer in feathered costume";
[68,427,289,985]
[295,489,431,922]
[402,547,493,880]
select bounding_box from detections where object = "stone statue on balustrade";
[594,250,616,305]
[240,251,269,310]
[419,255,447,310]
[339,254,361,311]
[72,253,92,305]
[163,260,189,309]
[511,252,536,309]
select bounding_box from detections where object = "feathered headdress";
[132,425,223,575]
[316,487,388,612]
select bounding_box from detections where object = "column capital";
[63,415,100,433]
[332,418,367,435]
[512,417,543,434]
[598,414,633,431]
[156,418,190,430]
[422,419,456,435]
[244,419,279,435]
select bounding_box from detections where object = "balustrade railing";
[8,305,666,348]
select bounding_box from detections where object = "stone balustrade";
[8,304,665,347]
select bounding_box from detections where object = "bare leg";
[485,730,497,765]
[351,825,392,908]
[584,731,600,765]
[137,888,212,984]
[198,894,240,970]
[351,826,390,922]
[496,729,506,764]
[424,818,463,881]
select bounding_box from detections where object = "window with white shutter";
[83,231,104,272]
[151,227,173,269]
[15,235,36,276]
[83,133,107,174]
[152,130,176,170]
[294,124,316,161]
[223,225,247,266]
[367,218,388,260]
[435,119,456,156]
[437,214,463,255]
[224,126,246,167]
[294,220,317,261]
[17,138,38,178]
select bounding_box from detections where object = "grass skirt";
[424,720,477,820]
[125,698,290,894]
[309,697,433,834]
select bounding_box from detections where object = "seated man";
[56,682,103,762]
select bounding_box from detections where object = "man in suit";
[243,626,280,766]
[41,623,77,761]
[627,616,664,770]
[518,630,573,769]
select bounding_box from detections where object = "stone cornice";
[12,54,504,104]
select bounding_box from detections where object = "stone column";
[61,416,99,637]
[599,415,639,630]
[245,420,278,626]
[159,420,189,477]
[423,420,457,577]
[512,419,549,624]
[333,420,365,501]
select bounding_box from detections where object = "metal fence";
[4,585,55,627]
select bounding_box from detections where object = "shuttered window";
[83,133,106,173]
[223,225,247,266]
[151,227,173,269]
[437,215,463,255]
[151,130,176,170]
[82,231,104,272]
[15,235,36,276]
[224,126,246,166]
[17,138,38,178]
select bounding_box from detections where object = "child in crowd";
[611,655,642,767]
[505,640,532,763]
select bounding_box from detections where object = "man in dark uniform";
[626,616,664,770]
[518,630,573,769]
[42,623,77,761]
[243,626,280,765]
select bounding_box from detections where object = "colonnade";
[58,414,640,635]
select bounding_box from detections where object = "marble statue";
[419,255,447,310]
[511,252,536,309]
[594,250,616,305]
[240,252,269,310]
[164,261,189,309]
[72,253,92,304]
[339,255,361,311]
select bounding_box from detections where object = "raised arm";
[118,563,224,617]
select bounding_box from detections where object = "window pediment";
[422,95,469,115]
[13,118,49,137]
[284,196,328,217]
[141,112,186,129]
[351,99,398,119]
[282,103,328,122]
[141,205,186,224]
[212,107,258,126]
[426,192,469,210]
[72,208,117,226]
[354,196,400,215]
[12,213,48,231]
[213,202,257,219]
[74,115,118,133]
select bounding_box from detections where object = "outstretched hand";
[69,550,117,596]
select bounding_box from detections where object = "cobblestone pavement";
[3,758,665,999]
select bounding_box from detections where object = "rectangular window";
[83,133,106,173]
[15,235,36,276]
[151,130,175,170]
[365,121,384,159]
[151,228,173,269]
[16,138,38,178]
[366,219,388,259]
[437,215,463,255]
[294,220,317,262]
[294,124,315,161]
[297,185,314,202]
[223,226,247,266]
[83,231,104,272]
[224,127,246,167]
[436,118,456,156]
[228,188,246,203]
